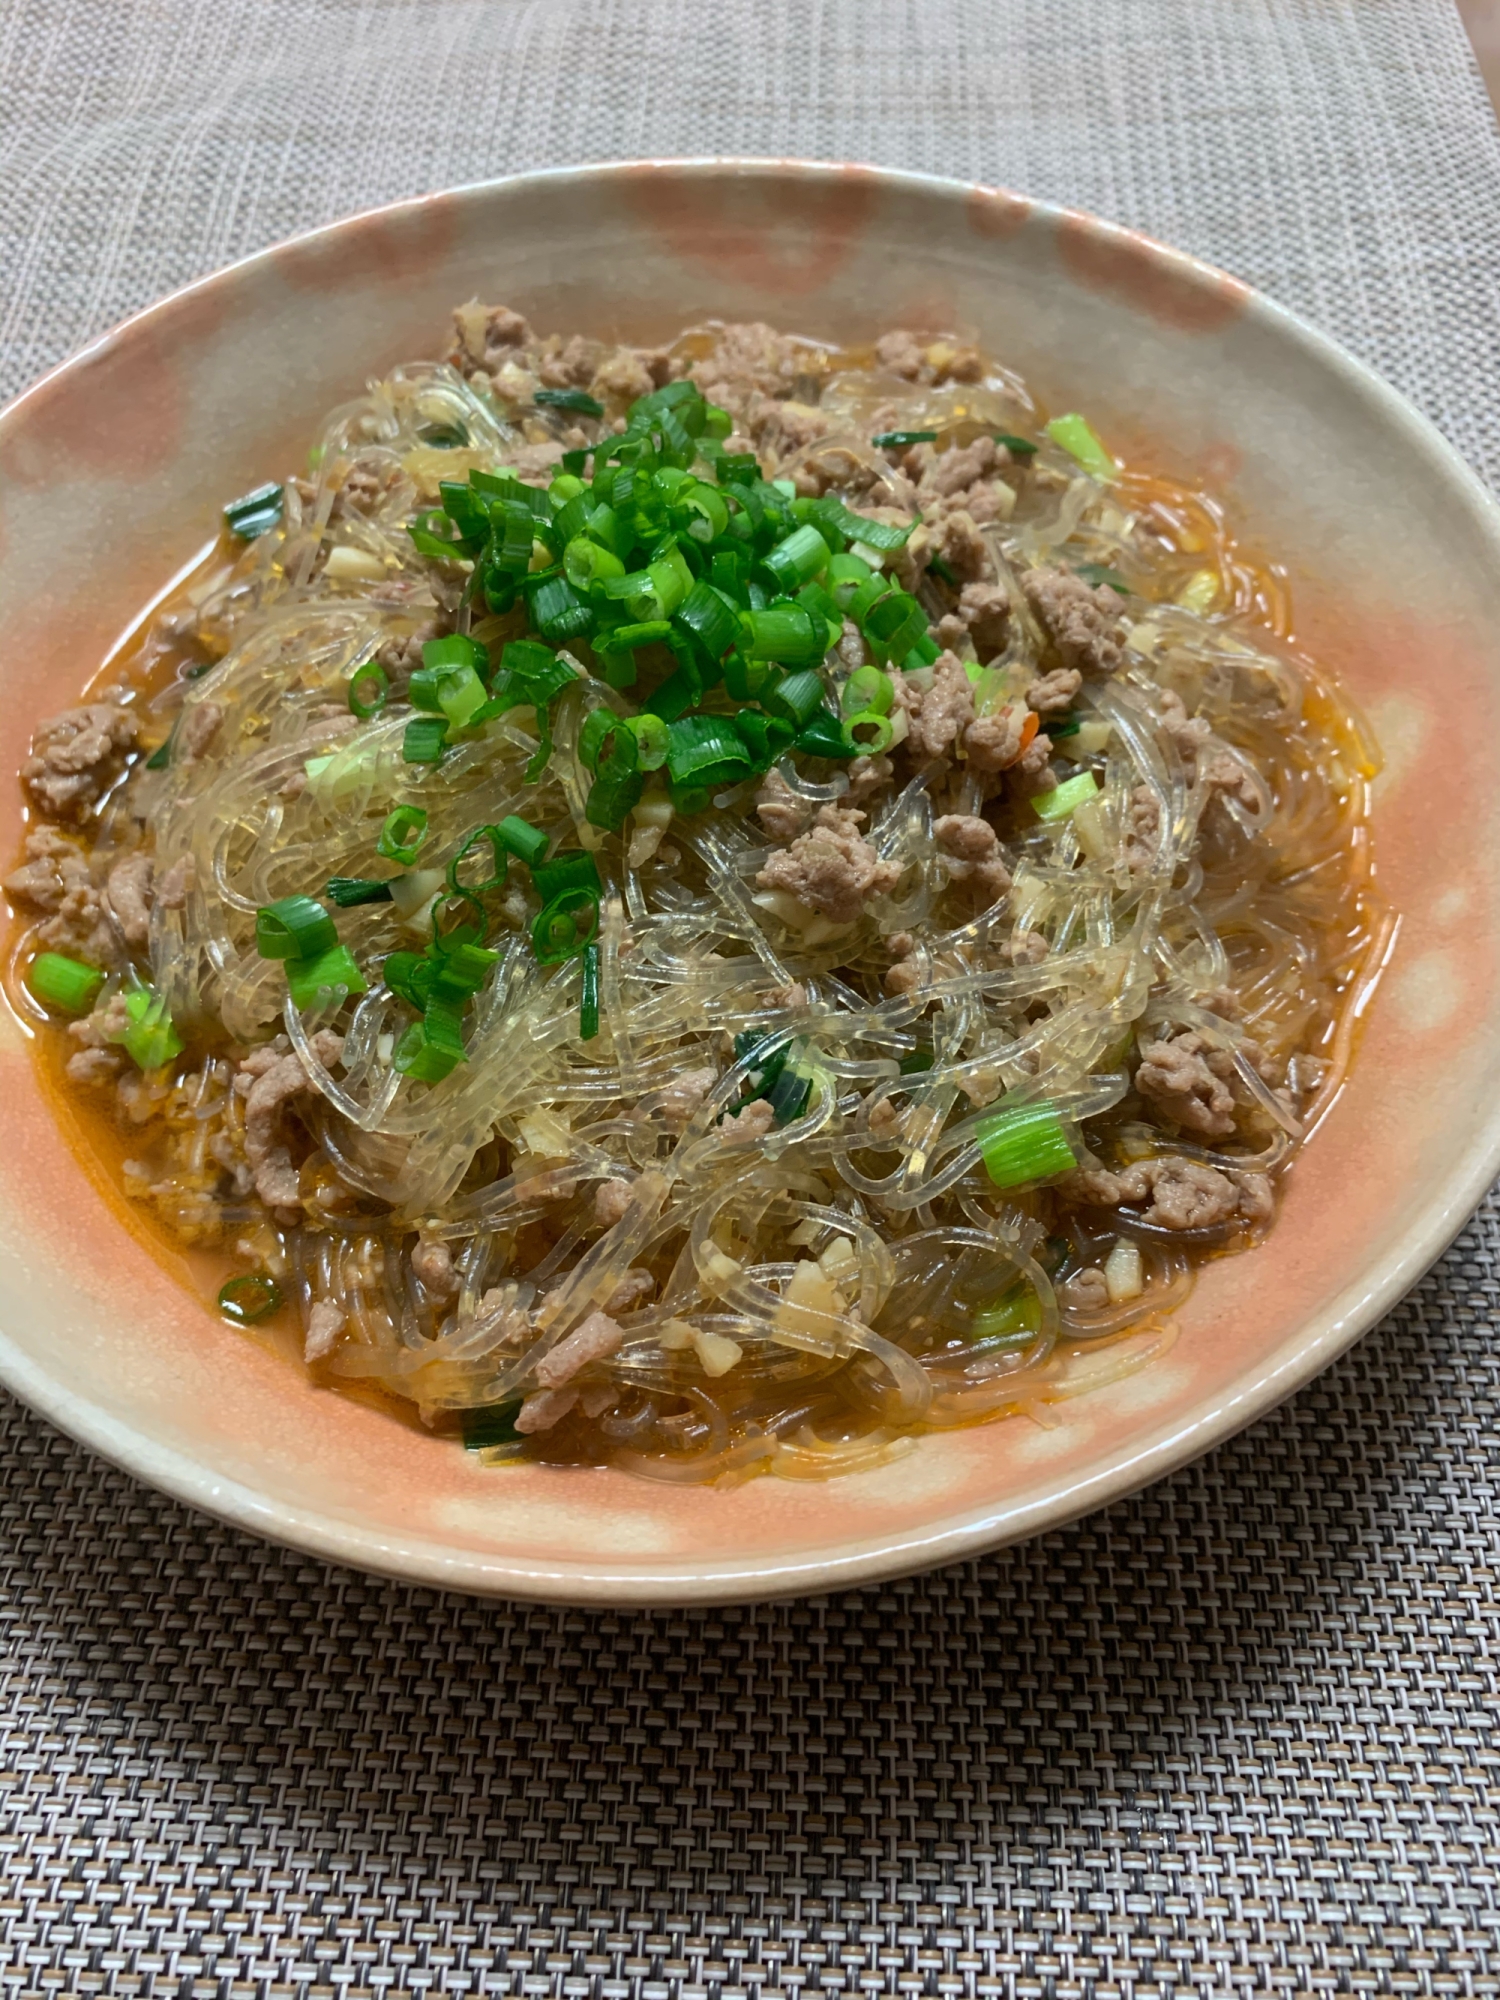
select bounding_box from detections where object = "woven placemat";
[5,2,1500,1992]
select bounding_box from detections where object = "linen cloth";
[5,1,1500,1992]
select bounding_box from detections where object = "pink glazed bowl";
[0,161,1495,1604]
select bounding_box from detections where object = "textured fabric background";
[4,1,1500,1993]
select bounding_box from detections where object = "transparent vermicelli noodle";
[4,310,1390,1481]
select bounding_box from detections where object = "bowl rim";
[3,155,1498,1604]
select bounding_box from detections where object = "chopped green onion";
[27,952,105,1015]
[218,1273,283,1325]
[840,665,893,717]
[845,710,896,754]
[223,482,284,541]
[326,876,394,907]
[535,387,605,418]
[763,525,832,592]
[403,717,449,765]
[765,669,827,730]
[732,710,796,767]
[579,706,616,772]
[1032,770,1101,822]
[433,663,489,729]
[1045,413,1116,481]
[741,602,827,667]
[971,1282,1043,1341]
[827,551,876,606]
[809,497,914,553]
[977,1102,1076,1188]
[348,658,390,719]
[927,553,958,588]
[531,851,602,905]
[994,432,1039,458]
[382,950,432,1011]
[765,1066,813,1125]
[119,986,185,1071]
[447,825,508,898]
[376,805,428,865]
[255,895,337,962]
[871,429,938,449]
[393,1016,465,1083]
[664,716,754,792]
[418,422,468,448]
[1074,562,1129,596]
[461,1399,524,1449]
[532,889,600,964]
[580,942,600,1041]
[529,575,596,644]
[902,634,942,671]
[674,578,740,660]
[795,707,856,762]
[628,712,670,770]
[495,816,549,867]
[144,727,175,771]
[861,589,928,664]
[287,942,368,1011]
[428,939,500,1004]
[1046,711,1083,738]
[564,535,626,591]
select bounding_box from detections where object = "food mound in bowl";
[4,307,1388,1481]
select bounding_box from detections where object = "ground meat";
[375,617,444,696]
[411,1237,460,1302]
[954,580,1011,661]
[6,825,124,969]
[506,439,567,483]
[155,854,195,910]
[65,1046,124,1087]
[593,1176,634,1228]
[1022,566,1124,676]
[1026,667,1082,715]
[875,330,925,380]
[235,1031,343,1209]
[836,619,867,674]
[688,322,812,413]
[604,1269,656,1316]
[179,700,223,763]
[915,435,1009,501]
[590,350,656,407]
[536,332,602,388]
[844,753,894,805]
[1007,928,1050,966]
[1061,1267,1109,1313]
[893,651,974,764]
[305,1301,345,1363]
[448,301,531,375]
[755,803,902,925]
[754,767,813,841]
[767,980,807,1009]
[105,854,153,949]
[514,1386,580,1434]
[1198,747,1262,822]
[867,1095,902,1143]
[963,703,1032,775]
[658,1067,717,1127]
[906,506,988,585]
[535,1309,625,1390]
[22,703,138,821]
[1008,728,1056,797]
[745,394,828,460]
[1060,1157,1268,1232]
[723,1098,778,1140]
[1123,785,1162,872]
[1135,1031,1238,1140]
[934,813,1012,907]
[332,461,394,518]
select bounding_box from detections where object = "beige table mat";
[5,1,1500,1993]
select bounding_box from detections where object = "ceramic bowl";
[1,160,1496,1604]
